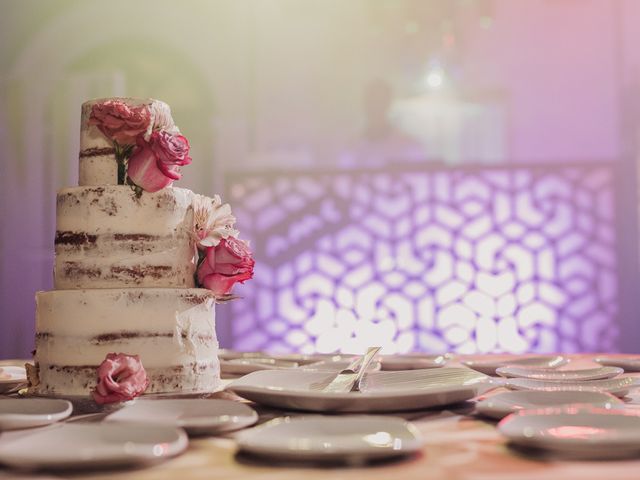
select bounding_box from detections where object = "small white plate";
[219,350,339,365]
[302,359,381,372]
[105,399,258,435]
[496,365,623,381]
[461,355,568,376]
[220,358,299,376]
[237,415,423,462]
[271,353,346,365]
[504,376,640,397]
[498,406,640,458]
[476,390,622,420]
[0,422,188,470]
[0,366,27,394]
[0,399,73,430]
[380,354,447,371]
[595,356,640,372]
[218,349,266,361]
[226,367,489,412]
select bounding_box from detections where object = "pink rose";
[197,237,255,295]
[89,100,151,145]
[127,132,191,192]
[127,140,175,192]
[150,130,192,174]
[92,353,149,405]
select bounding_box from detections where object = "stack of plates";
[595,356,640,372]
[496,365,623,381]
[461,355,568,376]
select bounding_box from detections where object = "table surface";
[2,355,640,480]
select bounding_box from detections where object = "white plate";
[380,354,447,371]
[475,390,622,420]
[504,376,640,397]
[105,399,258,435]
[218,349,266,361]
[219,350,340,365]
[498,406,640,458]
[220,358,299,376]
[0,366,27,394]
[237,415,423,462]
[496,365,623,381]
[595,356,640,372]
[226,367,489,412]
[0,399,73,430]
[0,423,188,470]
[461,355,568,375]
[302,359,381,372]
[271,353,346,365]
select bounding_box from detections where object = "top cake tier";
[79,98,178,186]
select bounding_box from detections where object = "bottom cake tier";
[34,288,220,397]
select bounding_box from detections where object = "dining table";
[2,354,640,480]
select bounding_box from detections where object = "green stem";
[114,142,134,185]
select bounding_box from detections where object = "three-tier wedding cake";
[32,98,253,403]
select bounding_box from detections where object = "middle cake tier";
[54,185,197,289]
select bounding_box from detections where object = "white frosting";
[35,288,220,395]
[79,156,118,186]
[54,185,196,289]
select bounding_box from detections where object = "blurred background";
[1,0,639,358]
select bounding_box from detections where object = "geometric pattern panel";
[226,165,619,354]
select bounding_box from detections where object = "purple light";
[227,165,618,354]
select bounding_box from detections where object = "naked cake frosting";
[33,97,254,402]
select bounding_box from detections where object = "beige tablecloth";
[2,355,640,480]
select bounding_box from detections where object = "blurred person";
[340,78,425,168]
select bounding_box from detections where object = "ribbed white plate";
[461,355,568,376]
[504,376,640,397]
[0,423,187,470]
[237,415,423,462]
[226,367,489,412]
[476,390,622,420]
[496,366,623,381]
[380,354,447,371]
[498,406,640,458]
[105,399,258,435]
[595,357,640,372]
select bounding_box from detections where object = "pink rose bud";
[92,353,149,405]
[89,100,151,145]
[197,237,255,295]
[127,140,176,193]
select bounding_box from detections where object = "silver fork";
[322,347,381,393]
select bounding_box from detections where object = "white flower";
[192,194,239,248]
[144,100,180,140]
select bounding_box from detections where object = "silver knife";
[322,346,381,393]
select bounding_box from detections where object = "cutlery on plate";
[322,347,381,393]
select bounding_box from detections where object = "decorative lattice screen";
[225,164,618,354]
